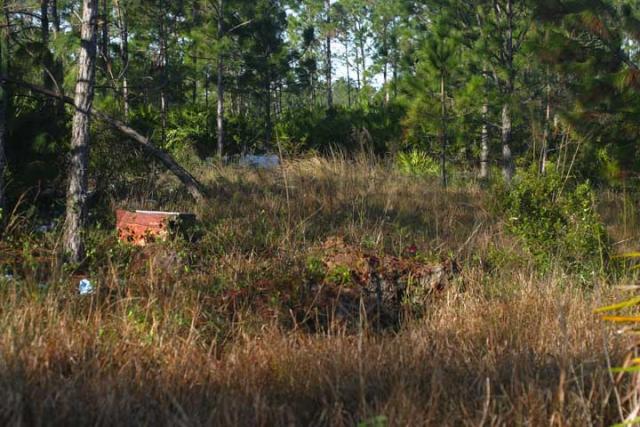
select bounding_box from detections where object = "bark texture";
[479,101,489,180]
[325,0,332,109]
[0,18,7,216]
[63,0,99,263]
[41,0,52,88]
[114,0,129,120]
[216,0,224,158]
[501,102,514,183]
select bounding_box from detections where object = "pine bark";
[216,0,224,158]
[114,0,129,120]
[265,79,272,145]
[354,42,361,91]
[0,15,8,216]
[63,0,99,263]
[382,22,389,105]
[541,75,551,174]
[345,43,351,107]
[100,0,113,78]
[501,102,514,182]
[359,31,366,87]
[501,0,515,183]
[159,0,168,146]
[51,0,61,34]
[479,101,489,180]
[440,74,447,188]
[325,0,332,109]
[41,0,51,88]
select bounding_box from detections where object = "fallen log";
[0,75,205,201]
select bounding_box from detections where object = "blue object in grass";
[78,279,94,295]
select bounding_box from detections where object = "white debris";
[78,279,94,295]
[239,154,280,169]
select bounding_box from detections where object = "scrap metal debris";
[116,210,196,246]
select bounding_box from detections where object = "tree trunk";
[51,0,61,35]
[382,22,389,105]
[265,79,271,146]
[479,100,489,180]
[440,74,447,188]
[502,0,515,183]
[216,0,224,158]
[354,40,361,91]
[345,43,351,107]
[501,102,514,183]
[205,68,209,111]
[0,85,5,218]
[541,74,551,174]
[392,50,398,99]
[114,0,129,120]
[100,0,113,78]
[159,0,168,146]
[41,0,51,88]
[63,0,99,263]
[325,0,332,109]
[359,31,366,87]
[0,14,8,217]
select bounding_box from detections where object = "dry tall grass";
[0,155,634,426]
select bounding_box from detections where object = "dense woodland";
[3,1,640,250]
[4,1,640,424]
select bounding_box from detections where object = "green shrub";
[499,165,608,275]
[395,150,440,178]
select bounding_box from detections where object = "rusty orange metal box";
[116,210,195,246]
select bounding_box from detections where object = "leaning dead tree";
[0,76,206,202]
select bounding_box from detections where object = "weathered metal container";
[116,210,196,246]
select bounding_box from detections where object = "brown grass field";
[0,156,637,426]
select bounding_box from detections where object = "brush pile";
[300,237,460,328]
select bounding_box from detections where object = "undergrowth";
[0,155,634,426]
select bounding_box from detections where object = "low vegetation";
[0,156,636,426]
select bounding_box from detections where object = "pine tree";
[63,0,99,263]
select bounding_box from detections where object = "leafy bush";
[395,150,440,178]
[499,165,608,275]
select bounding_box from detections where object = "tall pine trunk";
[354,42,361,91]
[114,0,129,120]
[100,0,112,78]
[51,0,61,35]
[325,0,332,109]
[440,74,447,188]
[479,100,489,180]
[541,72,551,174]
[216,0,224,158]
[265,78,272,146]
[63,0,98,263]
[41,0,51,88]
[382,22,389,105]
[159,1,168,146]
[345,44,351,107]
[359,31,366,87]
[0,14,8,217]
[501,0,515,183]
[501,102,514,182]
